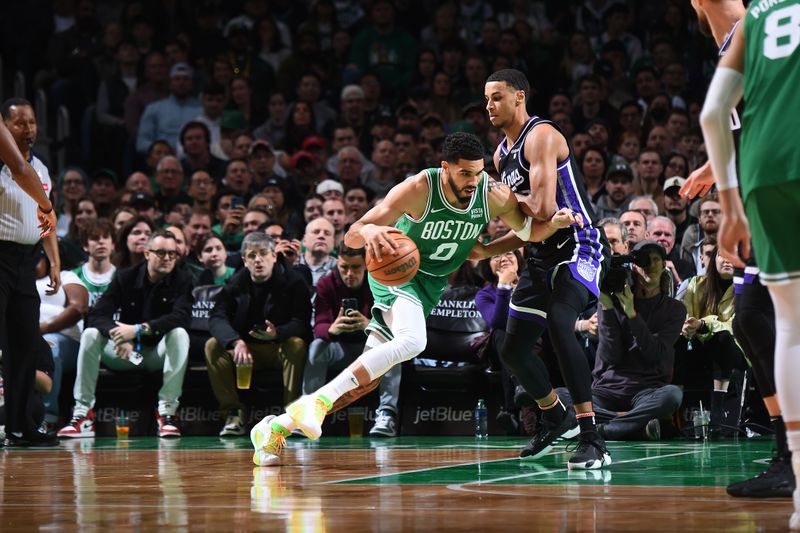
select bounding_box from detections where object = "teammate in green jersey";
[700,2,800,528]
[249,132,583,466]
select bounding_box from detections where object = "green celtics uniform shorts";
[365,271,448,341]
[745,182,800,285]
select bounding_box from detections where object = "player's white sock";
[272,413,296,432]
[316,368,359,406]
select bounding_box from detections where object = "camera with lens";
[601,249,652,294]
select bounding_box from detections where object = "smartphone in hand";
[341,298,358,316]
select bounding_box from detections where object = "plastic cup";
[691,408,709,440]
[347,407,366,437]
[116,410,130,439]
[236,362,253,389]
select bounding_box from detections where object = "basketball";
[367,233,420,286]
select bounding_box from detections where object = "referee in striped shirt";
[0,97,57,446]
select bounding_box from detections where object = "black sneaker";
[5,430,59,447]
[726,453,795,498]
[567,430,612,470]
[519,407,579,460]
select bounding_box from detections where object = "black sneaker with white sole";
[567,430,612,470]
[519,407,579,460]
[726,452,795,498]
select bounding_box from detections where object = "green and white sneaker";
[251,415,288,467]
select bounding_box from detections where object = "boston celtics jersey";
[395,168,490,278]
[741,0,800,202]
[366,169,490,340]
[73,264,116,308]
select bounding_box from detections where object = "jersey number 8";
[763,5,800,60]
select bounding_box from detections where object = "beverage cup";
[116,409,130,439]
[347,406,366,437]
[236,362,253,389]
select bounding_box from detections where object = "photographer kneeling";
[559,240,685,439]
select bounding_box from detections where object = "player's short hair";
[486,69,530,102]
[442,132,484,163]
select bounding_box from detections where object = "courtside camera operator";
[560,241,686,440]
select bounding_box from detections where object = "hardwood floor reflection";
[0,439,794,531]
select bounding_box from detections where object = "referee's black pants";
[0,241,43,435]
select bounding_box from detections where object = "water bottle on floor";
[475,399,488,438]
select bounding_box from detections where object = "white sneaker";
[251,415,287,467]
[220,410,246,436]
[369,410,397,437]
[286,395,329,440]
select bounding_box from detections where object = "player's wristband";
[497,283,513,290]
[38,204,53,214]
[512,216,533,241]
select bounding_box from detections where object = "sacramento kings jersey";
[497,116,607,292]
[394,168,490,278]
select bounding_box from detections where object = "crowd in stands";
[1,0,751,439]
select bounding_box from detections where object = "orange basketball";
[367,233,420,286]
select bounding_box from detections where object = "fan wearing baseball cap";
[596,163,634,219]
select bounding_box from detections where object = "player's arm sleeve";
[699,67,744,191]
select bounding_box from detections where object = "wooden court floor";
[0,436,793,531]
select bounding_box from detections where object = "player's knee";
[396,331,427,360]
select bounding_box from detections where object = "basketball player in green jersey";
[701,1,800,528]
[250,132,582,466]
